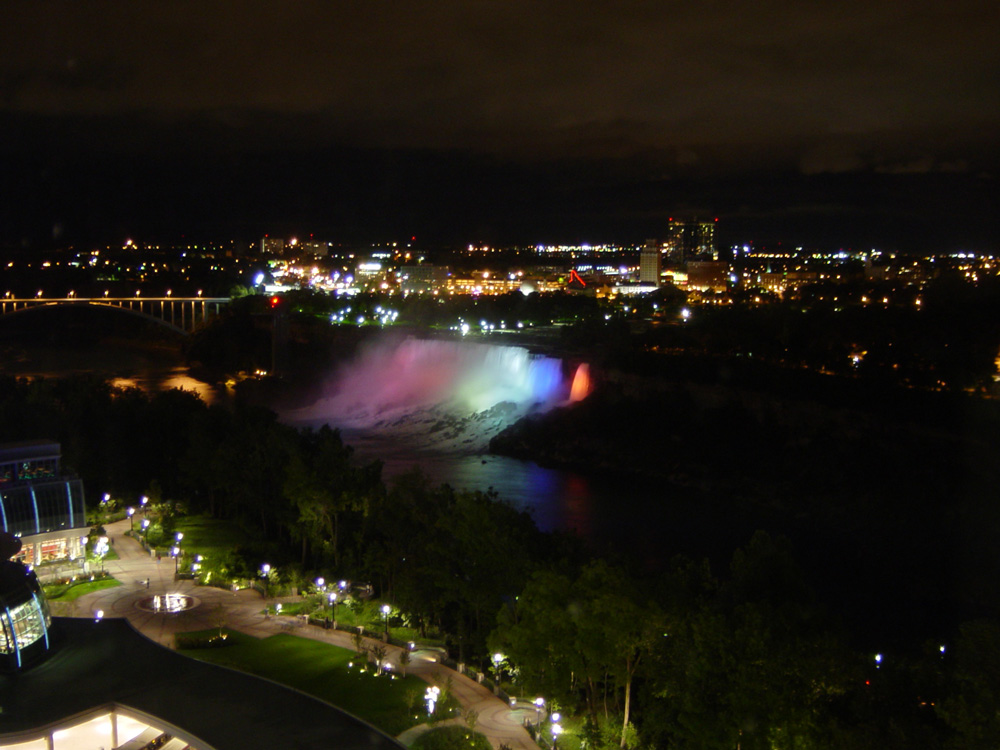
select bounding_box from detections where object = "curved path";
[61,518,537,750]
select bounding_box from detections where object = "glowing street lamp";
[171,546,181,574]
[551,722,563,749]
[261,563,271,606]
[329,592,338,629]
[381,604,391,637]
[533,697,545,724]
[492,652,505,694]
[127,507,135,531]
[140,495,149,511]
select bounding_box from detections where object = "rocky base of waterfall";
[360,399,531,454]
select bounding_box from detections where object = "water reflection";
[111,367,224,404]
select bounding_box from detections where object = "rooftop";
[0,618,404,750]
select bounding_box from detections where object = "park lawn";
[172,515,253,558]
[178,628,428,735]
[43,578,121,601]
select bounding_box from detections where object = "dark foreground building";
[0,534,403,750]
[0,617,406,750]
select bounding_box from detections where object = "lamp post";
[381,603,391,639]
[140,495,148,512]
[141,518,150,547]
[314,577,326,627]
[492,652,505,695]
[551,722,563,749]
[533,697,545,725]
[127,507,135,532]
[171,546,180,574]
[174,533,183,575]
[329,592,338,629]
[261,563,271,615]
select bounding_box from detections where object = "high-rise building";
[639,239,662,286]
[297,241,330,257]
[261,237,285,256]
[665,217,718,261]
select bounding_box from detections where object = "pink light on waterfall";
[569,363,592,402]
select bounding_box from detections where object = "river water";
[338,428,763,566]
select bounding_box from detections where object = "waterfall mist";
[284,336,589,454]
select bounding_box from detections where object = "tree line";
[1,375,998,748]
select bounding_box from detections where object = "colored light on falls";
[324,338,587,417]
[289,337,593,446]
[569,363,591,402]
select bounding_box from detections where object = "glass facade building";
[0,442,88,566]
[0,556,52,671]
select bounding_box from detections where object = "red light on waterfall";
[569,363,592,402]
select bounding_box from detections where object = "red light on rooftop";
[270,296,281,308]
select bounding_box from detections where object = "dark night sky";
[1,2,998,250]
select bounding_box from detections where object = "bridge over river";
[0,294,230,334]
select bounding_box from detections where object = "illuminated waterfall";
[323,338,566,418]
[285,337,593,451]
[569,363,592,402]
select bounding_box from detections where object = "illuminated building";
[665,217,718,261]
[0,533,52,672]
[399,264,450,294]
[296,241,330,257]
[639,239,662,287]
[0,442,87,566]
[260,237,286,256]
[686,261,729,293]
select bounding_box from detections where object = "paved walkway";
[59,518,538,750]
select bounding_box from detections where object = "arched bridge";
[0,295,230,334]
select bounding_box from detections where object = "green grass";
[172,515,253,557]
[177,628,428,735]
[43,578,121,601]
[88,546,119,562]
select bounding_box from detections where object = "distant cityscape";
[2,216,995,306]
